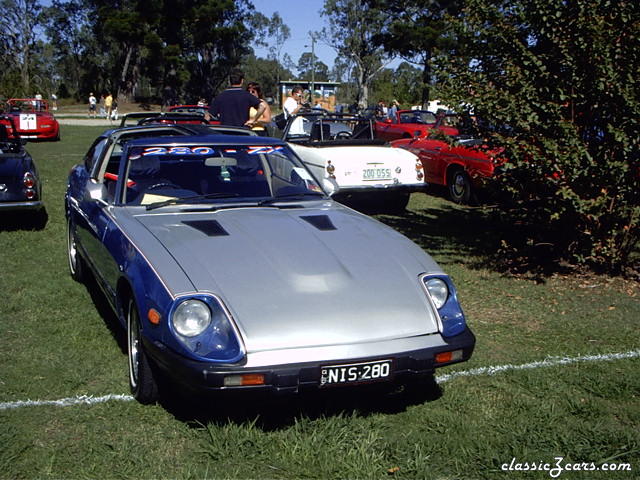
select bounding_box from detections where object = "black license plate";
[320,359,392,387]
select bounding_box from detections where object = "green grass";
[1,125,639,479]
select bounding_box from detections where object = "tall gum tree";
[320,0,394,108]
[0,0,42,94]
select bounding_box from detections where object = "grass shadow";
[376,194,574,280]
[158,376,443,431]
[376,202,501,267]
[0,208,48,231]
[81,268,128,355]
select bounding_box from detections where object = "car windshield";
[399,111,436,124]
[286,114,374,141]
[122,143,324,207]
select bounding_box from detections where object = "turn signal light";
[224,374,265,386]
[147,308,161,325]
[435,350,463,364]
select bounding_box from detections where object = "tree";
[0,0,42,94]
[41,0,95,99]
[392,62,422,106]
[241,53,293,100]
[320,0,395,107]
[370,0,463,107]
[248,11,291,86]
[436,0,640,273]
[179,0,254,101]
[296,52,329,82]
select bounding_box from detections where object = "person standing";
[387,99,399,122]
[246,82,272,136]
[104,93,113,121]
[88,93,97,118]
[207,69,265,127]
[283,86,305,119]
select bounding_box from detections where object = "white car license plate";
[320,359,392,386]
[362,168,391,181]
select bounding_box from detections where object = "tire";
[127,298,159,404]
[67,217,84,282]
[449,170,474,204]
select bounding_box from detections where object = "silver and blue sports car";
[65,133,475,404]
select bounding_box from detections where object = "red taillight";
[25,188,36,199]
[23,172,35,188]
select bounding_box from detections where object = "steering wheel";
[335,131,352,139]
[146,181,181,191]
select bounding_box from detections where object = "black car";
[0,121,44,215]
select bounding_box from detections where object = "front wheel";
[449,170,474,204]
[127,298,159,404]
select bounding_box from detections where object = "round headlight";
[172,299,211,337]
[425,278,449,309]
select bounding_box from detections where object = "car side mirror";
[85,180,109,206]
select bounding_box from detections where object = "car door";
[415,139,450,186]
[70,136,119,304]
[76,126,191,304]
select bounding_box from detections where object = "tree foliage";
[0,0,42,95]
[296,52,329,82]
[320,0,394,107]
[436,0,640,273]
[369,0,463,106]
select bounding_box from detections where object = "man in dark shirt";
[208,69,266,127]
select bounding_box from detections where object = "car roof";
[126,134,287,147]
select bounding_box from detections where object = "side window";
[84,138,108,174]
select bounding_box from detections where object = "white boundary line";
[1,350,639,411]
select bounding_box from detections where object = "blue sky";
[250,0,337,72]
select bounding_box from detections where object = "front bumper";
[15,129,58,140]
[144,327,475,394]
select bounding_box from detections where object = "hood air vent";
[299,215,337,231]
[182,219,229,237]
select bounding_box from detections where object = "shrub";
[436,0,640,274]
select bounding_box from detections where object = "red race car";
[5,98,60,141]
[391,136,502,204]
[375,110,459,141]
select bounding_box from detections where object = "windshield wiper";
[145,193,239,211]
[258,191,325,206]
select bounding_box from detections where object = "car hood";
[134,204,443,353]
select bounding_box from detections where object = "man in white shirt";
[88,93,97,118]
[283,86,305,118]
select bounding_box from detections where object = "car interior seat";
[310,122,330,141]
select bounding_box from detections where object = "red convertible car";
[5,98,60,141]
[391,136,501,204]
[375,110,459,141]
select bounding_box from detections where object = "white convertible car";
[282,111,426,211]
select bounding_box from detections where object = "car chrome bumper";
[0,200,44,210]
[144,327,475,394]
[332,183,426,194]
